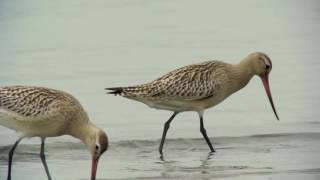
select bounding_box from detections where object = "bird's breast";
[0,108,67,137]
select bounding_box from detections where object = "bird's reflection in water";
[200,152,215,175]
[158,151,215,179]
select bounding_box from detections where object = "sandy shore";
[1,132,319,180]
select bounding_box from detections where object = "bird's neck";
[69,121,98,145]
[228,58,256,92]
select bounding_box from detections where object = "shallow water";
[1,0,320,179]
[1,132,320,180]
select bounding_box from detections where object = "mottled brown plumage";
[110,61,228,101]
[0,86,72,117]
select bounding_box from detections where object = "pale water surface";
[0,0,320,179]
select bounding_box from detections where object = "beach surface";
[1,131,320,180]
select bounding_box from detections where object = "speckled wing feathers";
[111,61,228,101]
[0,86,66,117]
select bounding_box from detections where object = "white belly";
[139,93,229,112]
[0,108,66,138]
[0,109,21,131]
[143,100,195,112]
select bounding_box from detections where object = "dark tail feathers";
[105,87,123,95]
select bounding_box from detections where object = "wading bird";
[106,52,279,156]
[0,86,108,180]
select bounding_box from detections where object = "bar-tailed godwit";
[106,52,279,156]
[0,86,108,180]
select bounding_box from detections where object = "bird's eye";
[95,145,99,150]
[266,65,270,70]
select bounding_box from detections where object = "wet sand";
[1,132,319,180]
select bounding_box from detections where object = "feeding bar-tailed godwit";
[106,52,279,156]
[0,86,108,180]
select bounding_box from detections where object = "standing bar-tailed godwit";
[0,86,108,180]
[106,52,279,156]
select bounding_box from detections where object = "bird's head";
[246,52,279,120]
[248,52,272,77]
[85,128,108,180]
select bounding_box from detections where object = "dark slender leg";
[7,138,22,180]
[199,113,215,152]
[159,112,178,156]
[40,138,52,180]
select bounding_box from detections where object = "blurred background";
[0,0,319,179]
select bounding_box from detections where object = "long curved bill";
[261,75,279,120]
[91,156,100,180]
